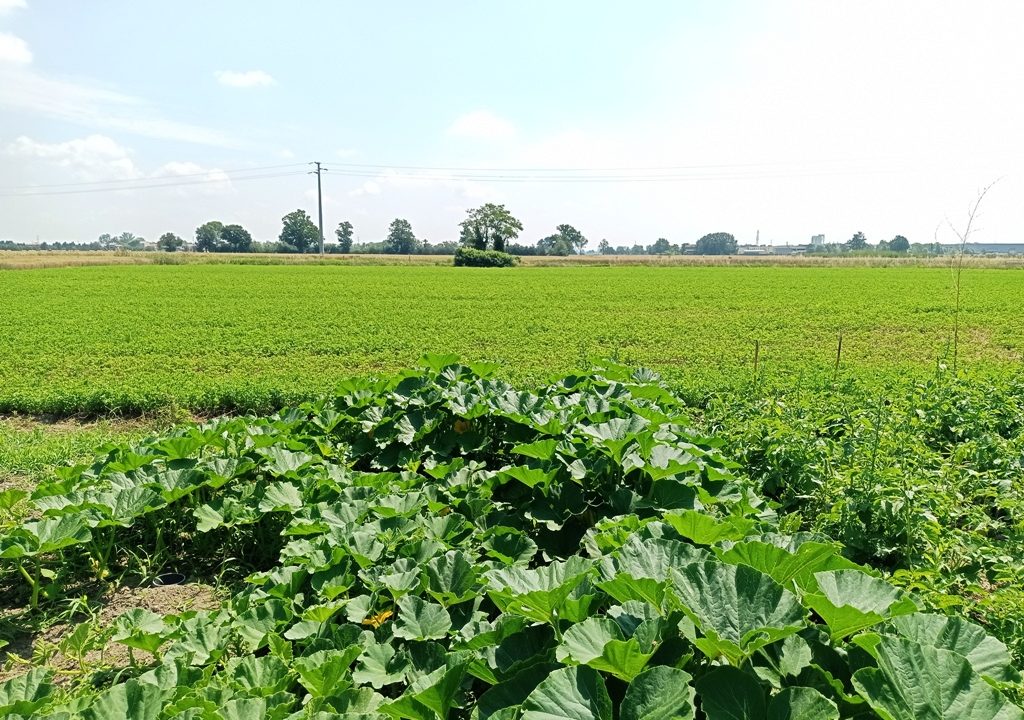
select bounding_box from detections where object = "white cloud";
[0,0,27,15]
[5,134,139,180]
[0,32,31,65]
[348,180,381,197]
[0,66,234,146]
[277,148,295,159]
[154,161,233,194]
[215,70,275,88]
[337,147,357,159]
[447,110,516,140]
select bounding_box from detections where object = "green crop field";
[2,263,1022,415]
[3,262,1024,717]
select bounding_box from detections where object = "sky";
[1,0,1023,247]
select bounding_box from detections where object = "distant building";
[811,234,825,246]
[939,243,1024,255]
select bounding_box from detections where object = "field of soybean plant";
[1,263,1022,415]
[2,261,1024,719]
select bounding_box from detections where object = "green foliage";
[4,264,1023,416]
[155,233,184,252]
[220,223,253,253]
[453,247,519,267]
[459,203,523,252]
[695,232,737,255]
[1,359,1020,717]
[847,231,868,250]
[194,220,224,252]
[335,220,355,253]
[4,264,1019,413]
[537,224,588,256]
[385,218,420,254]
[278,209,320,254]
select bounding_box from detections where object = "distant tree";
[221,224,253,253]
[459,203,523,252]
[876,239,890,252]
[157,232,185,252]
[384,218,419,254]
[650,238,673,254]
[279,210,320,254]
[97,233,115,250]
[890,234,910,253]
[107,232,144,250]
[195,221,224,252]
[695,232,737,255]
[598,239,614,255]
[536,234,569,255]
[537,224,588,255]
[846,231,868,251]
[335,221,354,253]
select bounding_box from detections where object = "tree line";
[1,204,922,257]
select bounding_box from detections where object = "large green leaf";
[0,668,53,716]
[889,613,1021,684]
[852,635,1024,720]
[596,536,707,609]
[425,550,478,606]
[81,679,164,720]
[803,570,917,640]
[556,617,654,681]
[694,667,766,720]
[717,540,852,588]
[0,516,92,558]
[293,647,361,697]
[111,608,168,655]
[670,560,806,665]
[766,687,838,720]
[620,666,695,720]
[394,596,452,641]
[475,663,561,719]
[521,666,613,720]
[662,510,755,545]
[485,557,593,625]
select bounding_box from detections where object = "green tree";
[113,232,144,250]
[846,231,868,251]
[556,224,587,253]
[157,232,184,252]
[890,235,910,253]
[536,234,569,255]
[650,238,673,254]
[195,221,224,252]
[335,221,354,253]
[384,218,419,254]
[221,224,253,253]
[598,239,614,255]
[537,224,588,255]
[695,232,737,255]
[459,203,523,252]
[97,233,115,250]
[279,210,319,254]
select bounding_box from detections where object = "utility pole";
[310,161,325,256]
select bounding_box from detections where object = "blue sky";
[2,1,1023,247]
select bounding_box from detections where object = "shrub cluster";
[453,246,519,267]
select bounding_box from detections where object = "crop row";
[1,264,1023,415]
[0,359,1020,718]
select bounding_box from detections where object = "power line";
[0,163,309,192]
[319,165,912,183]
[0,170,308,198]
[325,159,871,173]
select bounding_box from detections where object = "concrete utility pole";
[311,161,325,256]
